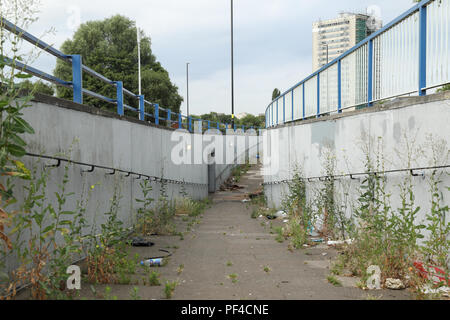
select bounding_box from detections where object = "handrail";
[4,57,72,88]
[0,16,70,62]
[82,65,115,85]
[25,153,208,186]
[0,16,264,133]
[262,164,450,186]
[265,0,449,128]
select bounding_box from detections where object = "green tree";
[196,112,232,125]
[239,114,265,129]
[272,88,281,101]
[437,84,450,92]
[191,112,265,129]
[54,15,183,114]
[19,80,54,96]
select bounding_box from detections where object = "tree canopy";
[54,15,183,114]
[193,112,265,129]
[19,80,55,96]
[272,88,281,101]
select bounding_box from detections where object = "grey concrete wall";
[1,95,259,274]
[263,92,450,240]
[215,131,262,190]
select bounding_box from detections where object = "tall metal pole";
[137,24,142,96]
[186,62,190,117]
[231,0,235,128]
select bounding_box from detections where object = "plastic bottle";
[140,258,163,267]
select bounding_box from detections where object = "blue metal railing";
[265,0,450,128]
[0,17,263,134]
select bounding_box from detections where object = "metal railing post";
[283,95,285,124]
[188,116,192,132]
[291,89,294,121]
[419,4,427,96]
[139,95,145,121]
[271,106,274,127]
[178,113,182,129]
[338,60,342,113]
[116,81,124,116]
[71,55,83,104]
[208,120,211,130]
[167,109,171,127]
[302,83,305,120]
[368,39,374,106]
[276,100,278,125]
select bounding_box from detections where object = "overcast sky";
[27,0,415,116]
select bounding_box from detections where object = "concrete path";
[140,165,410,300]
[76,164,411,300]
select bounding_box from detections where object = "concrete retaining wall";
[263,92,450,239]
[1,94,261,274]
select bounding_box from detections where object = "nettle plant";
[421,136,450,275]
[154,168,176,235]
[135,179,155,236]
[281,166,316,249]
[134,169,176,236]
[87,178,130,285]
[337,134,449,285]
[343,137,411,281]
[5,154,86,300]
[0,0,50,298]
[0,7,37,259]
[313,147,352,240]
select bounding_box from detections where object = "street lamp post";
[137,24,142,96]
[186,62,190,117]
[231,0,235,128]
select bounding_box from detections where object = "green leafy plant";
[103,286,117,300]
[436,84,450,92]
[327,275,342,287]
[130,287,141,300]
[175,197,208,217]
[228,273,238,284]
[177,264,184,275]
[421,137,450,276]
[6,148,89,300]
[333,135,438,288]
[147,270,161,286]
[274,226,285,243]
[164,280,177,299]
[134,179,154,236]
[86,180,128,285]
[0,0,43,297]
[231,163,251,183]
[280,166,317,248]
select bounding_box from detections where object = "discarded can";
[141,258,163,267]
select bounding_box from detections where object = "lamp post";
[137,24,142,96]
[186,62,190,117]
[231,0,235,128]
